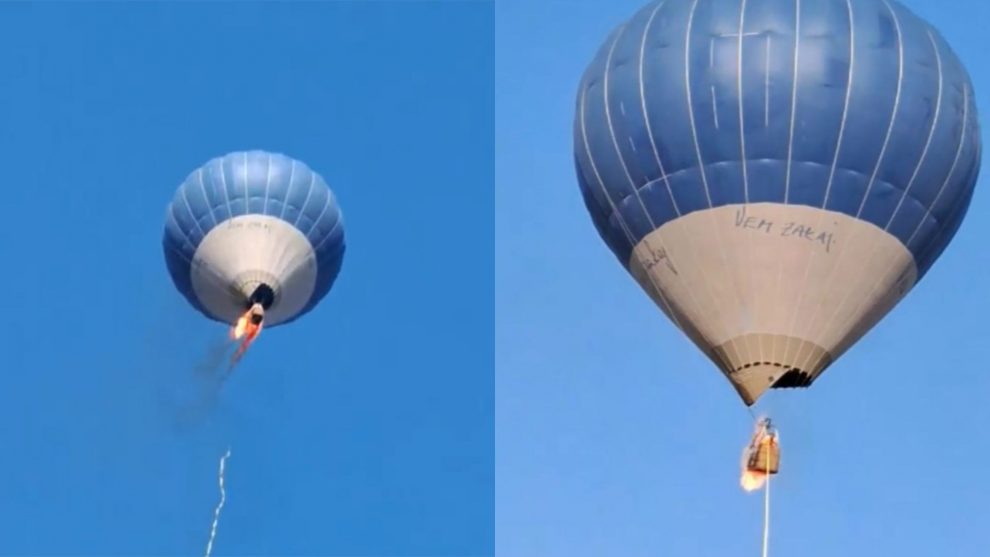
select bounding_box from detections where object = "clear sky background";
[0,2,493,556]
[497,0,990,555]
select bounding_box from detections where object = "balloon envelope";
[574,0,980,404]
[163,151,345,327]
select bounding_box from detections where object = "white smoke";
[204,447,232,557]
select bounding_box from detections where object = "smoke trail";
[204,447,232,557]
[194,336,237,378]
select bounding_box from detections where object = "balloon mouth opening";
[248,283,276,310]
[770,368,813,388]
[234,272,281,312]
[727,363,820,406]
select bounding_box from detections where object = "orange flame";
[231,314,249,340]
[739,419,779,493]
[228,306,263,370]
[741,469,767,492]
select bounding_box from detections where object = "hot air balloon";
[163,151,345,335]
[575,0,980,405]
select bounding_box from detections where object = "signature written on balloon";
[640,242,679,275]
[225,219,272,232]
[734,207,836,253]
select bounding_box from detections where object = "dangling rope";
[761,440,772,557]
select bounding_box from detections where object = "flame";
[227,306,263,371]
[230,305,262,341]
[231,315,249,340]
[739,418,779,493]
[741,469,767,492]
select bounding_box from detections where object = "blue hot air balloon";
[163,151,345,328]
[575,0,980,405]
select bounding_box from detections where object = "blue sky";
[497,0,990,555]
[0,2,492,556]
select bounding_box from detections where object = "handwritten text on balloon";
[734,208,835,253]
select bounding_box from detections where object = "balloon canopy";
[574,0,980,404]
[163,151,345,328]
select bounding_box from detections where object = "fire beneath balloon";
[741,469,768,492]
[231,316,249,341]
[228,303,265,369]
[740,417,780,493]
